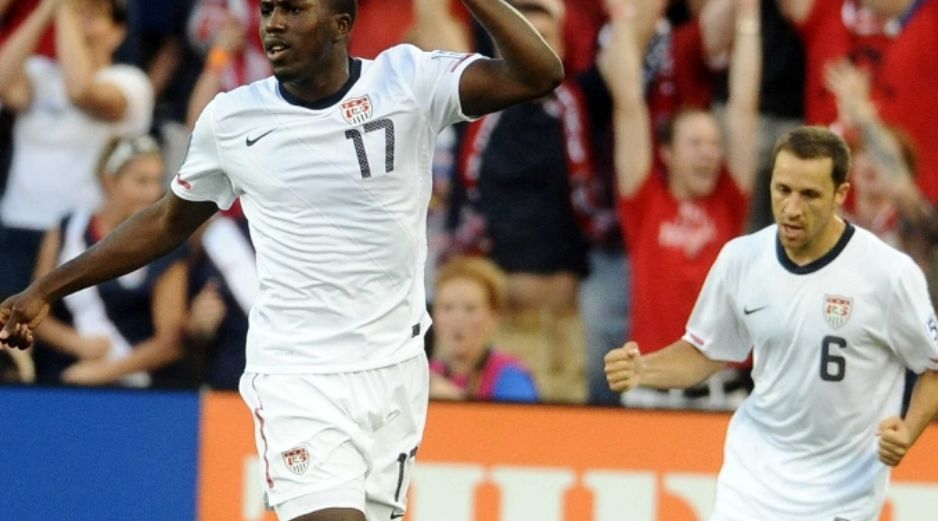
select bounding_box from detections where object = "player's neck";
[783,217,847,266]
[279,54,351,105]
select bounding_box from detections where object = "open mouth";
[265,43,290,61]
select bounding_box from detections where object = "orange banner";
[199,395,938,521]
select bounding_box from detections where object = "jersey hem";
[244,346,424,375]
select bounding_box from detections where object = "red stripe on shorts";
[252,375,274,489]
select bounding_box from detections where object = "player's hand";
[0,289,51,350]
[877,416,912,466]
[604,341,643,393]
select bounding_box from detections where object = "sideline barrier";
[0,386,200,521]
[200,395,938,521]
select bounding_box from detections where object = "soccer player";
[605,126,938,521]
[0,1,563,521]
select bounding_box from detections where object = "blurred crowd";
[0,0,936,409]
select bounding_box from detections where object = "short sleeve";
[172,99,237,210]
[398,45,483,132]
[95,65,154,136]
[885,260,938,374]
[682,243,752,362]
[493,367,540,402]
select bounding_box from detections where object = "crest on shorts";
[341,95,373,125]
[281,447,310,475]
[823,295,853,329]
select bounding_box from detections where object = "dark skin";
[0,1,562,520]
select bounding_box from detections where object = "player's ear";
[332,12,353,41]
[833,181,850,206]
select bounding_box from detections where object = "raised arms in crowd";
[600,0,761,198]
[0,0,131,120]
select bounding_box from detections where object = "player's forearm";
[461,0,564,95]
[32,200,194,303]
[640,340,727,389]
[903,370,938,443]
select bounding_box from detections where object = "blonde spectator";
[430,256,539,402]
[30,135,186,387]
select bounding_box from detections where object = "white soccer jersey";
[172,45,482,373]
[684,223,938,521]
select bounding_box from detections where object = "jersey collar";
[776,222,856,275]
[277,57,362,110]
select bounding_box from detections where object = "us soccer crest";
[282,447,310,475]
[341,95,373,125]
[824,295,853,329]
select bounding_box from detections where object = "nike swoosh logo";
[246,129,275,146]
[743,305,768,315]
[390,514,405,519]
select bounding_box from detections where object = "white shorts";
[239,352,429,521]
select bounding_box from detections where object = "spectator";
[185,212,257,390]
[778,0,938,204]
[702,0,806,230]
[429,256,539,402]
[601,0,761,408]
[30,135,186,387]
[185,0,268,128]
[452,0,591,402]
[0,0,153,302]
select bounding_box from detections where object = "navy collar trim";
[776,222,855,275]
[277,58,361,110]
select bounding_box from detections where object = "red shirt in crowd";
[618,172,747,354]
[796,0,938,202]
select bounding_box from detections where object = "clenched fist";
[604,341,642,393]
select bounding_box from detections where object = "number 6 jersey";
[684,223,938,521]
[172,45,482,374]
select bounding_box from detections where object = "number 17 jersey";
[172,45,482,374]
[684,223,938,521]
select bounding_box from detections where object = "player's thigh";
[364,354,430,520]
[239,373,370,519]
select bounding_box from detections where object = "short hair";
[435,256,507,313]
[657,108,717,146]
[772,126,852,186]
[328,0,358,24]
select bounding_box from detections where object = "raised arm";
[775,0,814,25]
[724,0,761,194]
[456,0,564,117]
[824,59,929,220]
[54,0,130,121]
[0,0,55,112]
[405,0,472,53]
[699,0,735,69]
[599,0,652,198]
[0,193,218,350]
